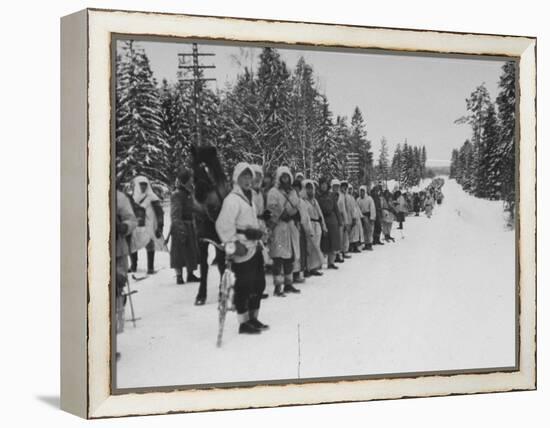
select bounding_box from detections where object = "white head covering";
[330,178,341,187]
[275,166,293,188]
[301,179,316,198]
[232,162,254,184]
[132,176,159,203]
[250,164,264,177]
[295,172,305,181]
[359,185,368,194]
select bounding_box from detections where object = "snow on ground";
[116,178,516,389]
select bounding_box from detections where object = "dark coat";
[317,190,342,253]
[170,187,199,271]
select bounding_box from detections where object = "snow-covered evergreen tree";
[116,40,169,185]
[289,57,319,177]
[421,145,427,179]
[452,67,516,213]
[412,146,422,186]
[377,137,390,183]
[455,83,492,196]
[312,94,340,180]
[218,48,292,173]
[480,102,501,199]
[256,47,292,171]
[349,107,373,187]
[158,79,192,186]
[495,61,516,210]
[391,144,402,183]
[334,115,351,179]
[450,149,459,179]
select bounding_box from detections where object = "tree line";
[449,61,516,210]
[376,138,428,188]
[116,40,431,190]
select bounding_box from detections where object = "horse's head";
[190,145,229,221]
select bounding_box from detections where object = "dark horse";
[190,145,231,306]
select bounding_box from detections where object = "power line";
[177,43,216,147]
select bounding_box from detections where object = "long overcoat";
[317,189,342,253]
[170,187,199,271]
[266,168,301,261]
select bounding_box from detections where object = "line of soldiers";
[116,164,444,336]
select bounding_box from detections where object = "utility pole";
[177,43,216,147]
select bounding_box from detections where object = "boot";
[129,253,138,272]
[284,283,301,294]
[187,272,200,282]
[146,251,155,274]
[343,253,351,259]
[274,280,286,297]
[249,310,269,330]
[327,264,339,270]
[176,275,184,285]
[364,243,373,251]
[310,269,323,276]
[239,321,262,334]
[293,272,305,283]
[194,295,206,306]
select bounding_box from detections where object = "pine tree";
[377,137,390,183]
[450,149,459,179]
[421,145,427,179]
[334,115,351,179]
[158,79,193,186]
[481,102,501,199]
[455,83,492,195]
[256,47,292,171]
[312,94,339,179]
[218,67,261,169]
[289,57,319,177]
[495,61,516,210]
[400,141,419,188]
[349,107,373,187]
[391,144,402,183]
[456,139,475,192]
[219,48,292,172]
[116,40,169,184]
[412,146,422,186]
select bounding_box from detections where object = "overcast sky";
[123,39,508,167]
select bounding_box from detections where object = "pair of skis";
[199,238,236,348]
[217,269,236,347]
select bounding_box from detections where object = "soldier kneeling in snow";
[215,163,269,335]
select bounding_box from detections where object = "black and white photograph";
[113,37,518,390]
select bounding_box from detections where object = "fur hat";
[250,164,264,177]
[232,162,254,184]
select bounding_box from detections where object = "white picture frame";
[60,8,536,419]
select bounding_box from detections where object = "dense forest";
[115,41,429,190]
[450,61,516,215]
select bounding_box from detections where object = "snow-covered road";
[116,178,516,389]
